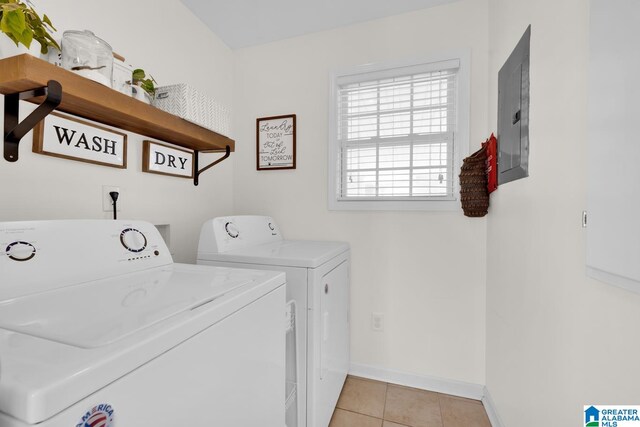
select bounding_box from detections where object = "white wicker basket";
[152,84,231,137]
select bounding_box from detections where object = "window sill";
[328,198,462,212]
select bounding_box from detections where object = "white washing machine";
[197,216,350,427]
[0,220,286,427]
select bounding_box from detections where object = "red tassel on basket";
[482,133,498,194]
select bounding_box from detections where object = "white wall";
[232,0,489,385]
[485,0,640,425]
[0,0,235,262]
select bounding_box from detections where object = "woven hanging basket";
[459,146,489,217]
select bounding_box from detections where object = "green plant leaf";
[141,79,155,96]
[1,3,23,12]
[0,17,9,35]
[132,69,146,81]
[18,26,32,47]
[44,33,60,50]
[8,27,32,47]
[129,68,157,96]
[42,13,55,30]
[32,25,44,37]
[2,12,32,48]
[2,9,26,35]
[1,1,59,52]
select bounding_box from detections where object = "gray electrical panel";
[498,25,530,185]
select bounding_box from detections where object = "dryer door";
[309,258,349,427]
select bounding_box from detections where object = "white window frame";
[328,51,471,211]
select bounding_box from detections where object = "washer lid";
[198,240,350,268]
[0,263,285,425]
[0,264,252,348]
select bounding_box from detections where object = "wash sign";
[143,140,194,178]
[585,406,640,427]
[33,113,127,168]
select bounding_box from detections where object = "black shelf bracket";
[193,145,231,186]
[4,80,63,162]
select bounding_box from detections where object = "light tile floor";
[330,376,491,427]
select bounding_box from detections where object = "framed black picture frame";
[256,114,296,170]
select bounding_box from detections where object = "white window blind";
[335,60,459,201]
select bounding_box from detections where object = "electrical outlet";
[103,185,121,212]
[371,313,384,332]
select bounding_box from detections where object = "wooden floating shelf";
[0,54,234,152]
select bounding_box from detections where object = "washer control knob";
[225,222,239,239]
[120,228,147,253]
[6,241,36,261]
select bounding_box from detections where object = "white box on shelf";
[45,47,62,67]
[113,58,133,96]
[152,84,231,137]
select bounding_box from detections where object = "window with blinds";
[334,60,459,202]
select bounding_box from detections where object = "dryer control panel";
[198,216,282,254]
[0,220,172,300]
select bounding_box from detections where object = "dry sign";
[256,114,296,170]
[142,141,194,178]
[33,113,127,168]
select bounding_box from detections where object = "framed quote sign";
[33,112,127,168]
[142,141,194,178]
[256,114,296,170]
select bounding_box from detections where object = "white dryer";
[0,220,285,427]
[197,216,350,427]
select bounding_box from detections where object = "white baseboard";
[349,362,485,401]
[481,386,505,427]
